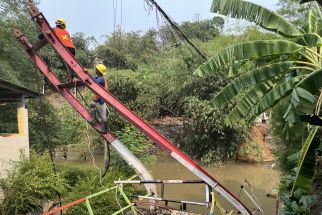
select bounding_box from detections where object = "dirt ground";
[237,123,275,162]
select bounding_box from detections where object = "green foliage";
[182,96,248,165]
[56,102,96,147]
[196,1,322,206]
[59,165,134,215]
[114,125,156,168]
[71,32,96,68]
[28,98,64,152]
[194,40,303,77]
[270,99,307,171]
[0,152,135,215]
[279,170,317,214]
[211,0,302,37]
[95,29,159,70]
[108,69,139,105]
[0,0,39,89]
[211,61,294,107]
[0,152,68,215]
[278,0,317,26]
[292,127,320,194]
[0,103,18,133]
[160,16,224,43]
[196,0,322,127]
[238,140,263,161]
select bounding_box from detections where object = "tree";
[95,28,159,70]
[278,0,316,26]
[0,0,39,89]
[71,32,96,68]
[194,0,322,206]
[180,16,224,42]
[0,153,67,215]
[159,16,224,44]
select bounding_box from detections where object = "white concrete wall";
[0,107,29,178]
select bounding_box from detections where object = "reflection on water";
[57,152,280,214]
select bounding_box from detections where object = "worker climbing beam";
[16,2,252,214]
[14,28,157,198]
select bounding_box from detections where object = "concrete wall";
[0,107,29,178]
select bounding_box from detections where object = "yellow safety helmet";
[55,18,66,29]
[95,64,107,76]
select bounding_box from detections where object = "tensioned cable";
[146,0,207,61]
[85,121,106,188]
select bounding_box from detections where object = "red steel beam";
[42,198,86,215]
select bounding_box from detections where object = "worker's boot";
[99,120,108,133]
[88,109,97,125]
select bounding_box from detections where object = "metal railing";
[42,175,149,215]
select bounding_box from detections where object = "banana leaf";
[292,87,316,114]
[298,68,322,95]
[248,76,303,116]
[291,127,320,194]
[211,0,302,37]
[194,40,303,77]
[212,61,294,107]
[223,80,275,125]
[303,10,317,33]
[300,33,322,47]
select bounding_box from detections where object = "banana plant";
[292,127,320,194]
[195,0,322,126]
[194,0,322,194]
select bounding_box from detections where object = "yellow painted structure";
[0,107,29,178]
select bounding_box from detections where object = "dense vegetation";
[0,0,321,214]
[196,0,322,213]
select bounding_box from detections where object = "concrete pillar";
[0,107,30,178]
[17,107,29,137]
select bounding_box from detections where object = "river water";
[150,154,280,214]
[57,151,280,214]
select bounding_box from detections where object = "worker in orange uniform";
[53,18,77,80]
[89,64,109,133]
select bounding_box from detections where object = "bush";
[0,152,68,215]
[0,152,140,215]
[59,165,135,215]
[279,169,317,214]
[114,125,156,169]
[182,96,248,165]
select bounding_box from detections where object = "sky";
[38,0,280,43]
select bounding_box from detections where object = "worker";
[89,64,109,133]
[53,18,77,81]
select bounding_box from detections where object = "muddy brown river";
[57,152,280,214]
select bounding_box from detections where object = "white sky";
[38,0,279,42]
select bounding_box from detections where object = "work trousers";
[90,102,107,122]
[65,47,77,79]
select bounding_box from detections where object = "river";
[57,151,280,214]
[150,154,280,214]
